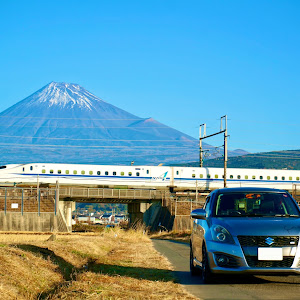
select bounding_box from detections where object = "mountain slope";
[177,150,300,170]
[0,82,245,165]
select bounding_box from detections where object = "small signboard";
[11,203,18,209]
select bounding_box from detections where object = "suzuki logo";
[265,237,275,246]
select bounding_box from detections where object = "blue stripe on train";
[14,173,299,184]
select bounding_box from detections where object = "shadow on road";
[171,270,273,285]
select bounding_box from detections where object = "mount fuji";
[0,82,246,165]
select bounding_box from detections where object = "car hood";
[212,217,300,236]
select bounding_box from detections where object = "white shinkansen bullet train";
[1,163,300,191]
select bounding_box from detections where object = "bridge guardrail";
[57,187,171,200]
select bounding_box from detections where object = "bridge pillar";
[58,200,76,232]
[128,202,151,225]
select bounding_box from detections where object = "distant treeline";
[176,150,300,170]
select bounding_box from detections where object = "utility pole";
[199,123,206,167]
[199,115,228,188]
[221,115,228,188]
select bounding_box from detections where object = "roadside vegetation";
[0,228,195,299]
[150,230,191,244]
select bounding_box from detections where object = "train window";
[73,170,77,175]
[237,175,241,179]
[50,170,53,174]
[245,175,248,179]
[297,177,300,181]
[282,176,285,180]
[147,170,149,174]
[289,177,292,180]
[136,172,140,176]
[176,171,179,175]
[200,174,203,178]
[230,175,233,179]
[89,171,93,175]
[259,176,263,180]
[23,167,25,172]
[121,172,124,176]
[30,166,33,171]
[105,171,109,175]
[81,171,85,175]
[42,169,46,174]
[58,170,61,174]
[66,170,69,174]
[129,172,132,176]
[207,174,211,179]
[252,176,256,179]
[113,172,117,176]
[215,175,219,179]
[97,171,101,175]
[192,174,195,178]
[267,176,270,180]
[274,176,278,180]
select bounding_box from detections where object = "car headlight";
[211,225,235,244]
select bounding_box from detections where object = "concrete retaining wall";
[0,212,67,232]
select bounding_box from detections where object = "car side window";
[204,196,211,214]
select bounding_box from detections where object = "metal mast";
[199,115,228,188]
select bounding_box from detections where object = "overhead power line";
[0,142,199,149]
[0,134,196,143]
[0,116,143,121]
[0,125,171,129]
[0,125,171,130]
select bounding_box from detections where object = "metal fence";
[0,186,171,213]
[0,187,57,214]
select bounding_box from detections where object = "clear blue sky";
[0,0,299,154]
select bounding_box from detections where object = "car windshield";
[215,192,300,217]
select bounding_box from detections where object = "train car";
[0,163,300,191]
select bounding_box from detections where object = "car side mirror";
[191,208,206,220]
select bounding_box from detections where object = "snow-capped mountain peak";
[27,81,103,110]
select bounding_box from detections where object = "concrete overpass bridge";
[0,185,196,232]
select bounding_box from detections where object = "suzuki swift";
[190,187,300,283]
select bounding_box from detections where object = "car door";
[193,196,211,261]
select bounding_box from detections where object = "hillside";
[177,150,300,170]
[0,82,246,166]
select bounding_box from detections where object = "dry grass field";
[0,228,196,299]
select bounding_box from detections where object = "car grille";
[245,256,294,268]
[238,236,299,247]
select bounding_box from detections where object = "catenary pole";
[199,116,228,188]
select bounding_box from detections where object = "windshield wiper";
[244,213,265,217]
[274,214,300,217]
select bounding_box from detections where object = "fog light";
[215,254,239,268]
[216,254,229,266]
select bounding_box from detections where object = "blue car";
[190,187,300,283]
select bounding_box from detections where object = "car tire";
[202,244,215,284]
[190,244,200,276]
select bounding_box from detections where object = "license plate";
[258,248,283,261]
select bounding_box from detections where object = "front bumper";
[206,240,300,275]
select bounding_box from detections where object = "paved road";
[152,239,300,300]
